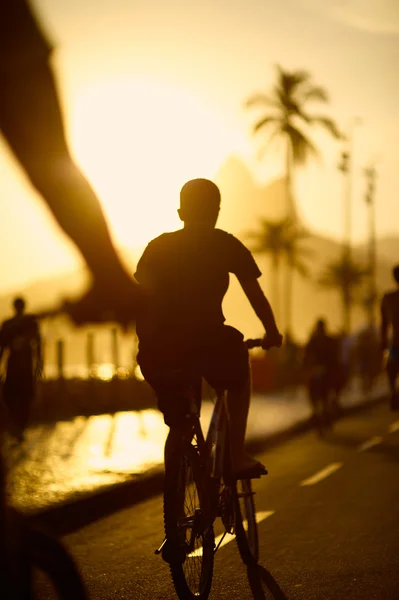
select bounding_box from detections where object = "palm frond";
[302,86,329,103]
[245,93,279,109]
[284,124,319,165]
[292,258,311,278]
[276,65,311,95]
[253,116,279,133]
[256,126,282,159]
[318,255,367,294]
[306,115,342,139]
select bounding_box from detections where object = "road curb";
[28,392,387,536]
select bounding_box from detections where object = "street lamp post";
[337,118,362,333]
[338,149,352,261]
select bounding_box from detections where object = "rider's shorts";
[138,326,249,427]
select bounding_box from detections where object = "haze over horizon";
[0,0,398,294]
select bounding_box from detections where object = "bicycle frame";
[206,390,228,480]
[179,388,231,528]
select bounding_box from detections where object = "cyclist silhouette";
[381,264,399,410]
[135,178,283,478]
[303,318,337,428]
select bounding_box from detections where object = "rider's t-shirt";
[381,289,399,350]
[135,227,261,346]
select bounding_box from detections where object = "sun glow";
[70,77,243,250]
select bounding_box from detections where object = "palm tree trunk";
[285,137,296,221]
[284,259,293,337]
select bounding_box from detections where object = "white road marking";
[357,436,383,452]
[300,463,342,486]
[188,510,275,558]
[389,420,399,433]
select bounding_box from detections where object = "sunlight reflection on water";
[6,378,386,512]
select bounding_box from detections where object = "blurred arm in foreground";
[0,0,141,325]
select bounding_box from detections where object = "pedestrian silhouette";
[0,297,42,442]
[303,318,337,433]
[381,264,399,410]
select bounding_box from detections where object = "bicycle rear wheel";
[164,437,214,600]
[234,478,259,566]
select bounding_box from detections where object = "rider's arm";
[239,278,280,337]
[225,234,281,340]
[380,295,389,350]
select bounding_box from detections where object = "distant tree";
[247,217,312,332]
[246,65,341,220]
[283,223,313,336]
[247,219,286,319]
[318,254,367,333]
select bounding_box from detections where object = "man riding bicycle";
[135,178,283,479]
[381,264,399,411]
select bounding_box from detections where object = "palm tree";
[319,254,367,333]
[247,218,312,332]
[246,65,341,220]
[283,223,313,335]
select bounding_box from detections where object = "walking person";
[0,297,42,442]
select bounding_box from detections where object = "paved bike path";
[5,377,385,528]
[35,399,399,599]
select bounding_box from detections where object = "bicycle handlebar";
[245,338,276,350]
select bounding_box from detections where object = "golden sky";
[0,0,398,294]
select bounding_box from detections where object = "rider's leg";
[203,326,267,476]
[226,376,267,475]
[226,376,254,472]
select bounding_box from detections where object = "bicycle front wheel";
[164,439,214,600]
[234,478,259,566]
[27,526,87,599]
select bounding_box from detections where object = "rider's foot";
[161,538,186,564]
[233,454,268,479]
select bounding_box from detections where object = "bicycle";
[0,429,87,598]
[155,338,270,600]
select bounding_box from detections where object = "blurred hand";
[263,330,283,349]
[62,274,143,328]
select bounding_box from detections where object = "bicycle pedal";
[155,538,167,555]
[235,466,268,480]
